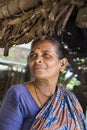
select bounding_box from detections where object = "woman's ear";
[60,58,68,72]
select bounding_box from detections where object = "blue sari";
[30,86,87,130]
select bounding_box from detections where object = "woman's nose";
[35,56,42,64]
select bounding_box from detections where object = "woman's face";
[29,40,62,80]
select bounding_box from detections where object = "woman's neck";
[34,79,57,97]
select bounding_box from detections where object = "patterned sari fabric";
[30,86,87,130]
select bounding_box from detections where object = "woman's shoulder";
[1,83,33,109]
[3,83,32,101]
[8,81,32,92]
[61,86,81,104]
[59,86,77,99]
[6,82,34,100]
[7,84,26,95]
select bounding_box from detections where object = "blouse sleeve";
[0,86,24,130]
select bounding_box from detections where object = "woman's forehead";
[30,41,58,55]
[31,40,55,49]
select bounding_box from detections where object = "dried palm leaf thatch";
[76,6,87,28]
[0,0,86,56]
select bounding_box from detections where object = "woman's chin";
[33,73,46,79]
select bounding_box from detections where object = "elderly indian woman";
[0,36,87,130]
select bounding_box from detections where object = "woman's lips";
[33,66,45,71]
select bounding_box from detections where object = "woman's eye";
[30,53,37,59]
[43,53,50,58]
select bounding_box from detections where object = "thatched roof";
[0,0,87,56]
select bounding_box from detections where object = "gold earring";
[60,69,63,72]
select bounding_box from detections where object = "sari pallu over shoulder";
[30,86,87,130]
